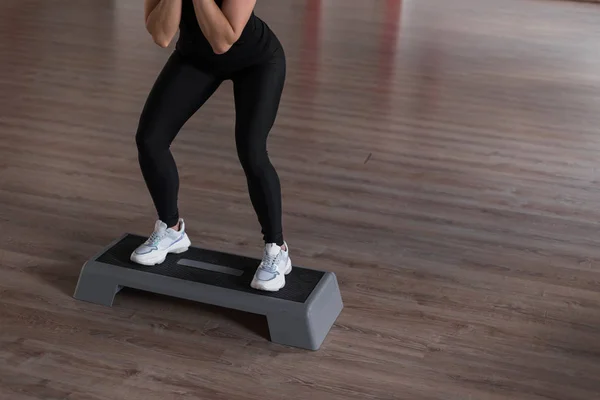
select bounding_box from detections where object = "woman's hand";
[192,0,257,54]
[145,0,182,48]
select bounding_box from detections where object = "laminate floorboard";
[2,0,600,399]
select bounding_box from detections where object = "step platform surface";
[74,234,343,350]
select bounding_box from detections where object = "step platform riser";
[73,234,343,350]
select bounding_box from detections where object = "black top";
[176,0,278,71]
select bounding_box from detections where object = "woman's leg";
[231,50,290,291]
[136,51,221,228]
[231,52,286,246]
[132,52,221,266]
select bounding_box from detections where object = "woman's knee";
[135,125,168,157]
[237,144,271,176]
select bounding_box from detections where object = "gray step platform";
[73,234,343,350]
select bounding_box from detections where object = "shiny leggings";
[135,49,286,245]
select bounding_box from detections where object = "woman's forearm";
[192,0,256,54]
[145,0,182,48]
[192,0,236,54]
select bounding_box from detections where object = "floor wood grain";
[2,0,600,399]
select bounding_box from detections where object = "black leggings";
[135,49,286,245]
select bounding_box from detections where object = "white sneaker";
[251,242,292,292]
[130,219,191,266]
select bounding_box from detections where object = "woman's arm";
[144,0,182,48]
[192,0,257,54]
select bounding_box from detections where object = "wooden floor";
[2,0,600,398]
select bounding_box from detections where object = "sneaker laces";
[260,249,280,273]
[146,230,166,247]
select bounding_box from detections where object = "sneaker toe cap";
[134,245,156,255]
[256,269,277,281]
